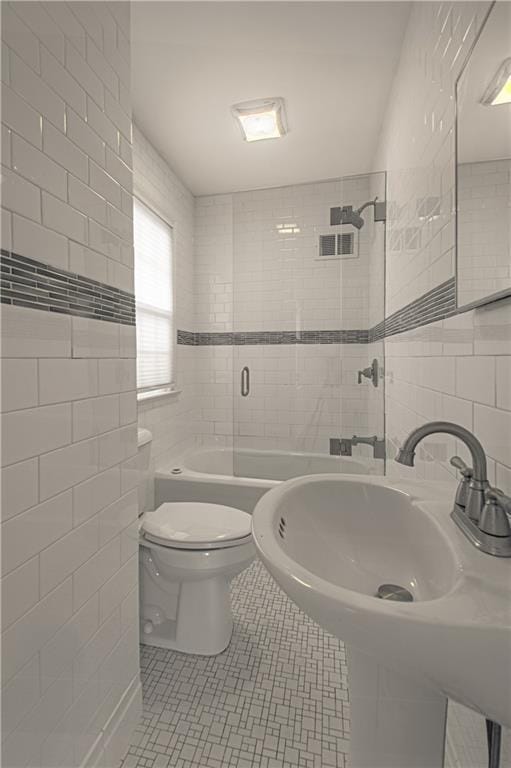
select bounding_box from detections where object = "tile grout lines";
[177,279,457,346]
[122,560,349,768]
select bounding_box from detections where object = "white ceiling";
[457,1,511,165]
[131,2,410,196]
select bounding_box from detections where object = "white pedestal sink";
[252,475,511,768]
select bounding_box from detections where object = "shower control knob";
[143,620,154,635]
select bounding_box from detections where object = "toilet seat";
[141,502,252,550]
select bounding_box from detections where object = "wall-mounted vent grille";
[338,232,354,255]
[319,234,337,257]
[318,232,355,259]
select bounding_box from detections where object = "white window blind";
[134,198,175,394]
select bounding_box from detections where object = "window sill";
[137,387,182,404]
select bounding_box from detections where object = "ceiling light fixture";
[231,97,287,142]
[481,58,511,106]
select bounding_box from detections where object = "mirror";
[456,1,511,310]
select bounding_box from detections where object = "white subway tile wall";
[133,125,197,481]
[377,1,484,317]
[376,1,510,759]
[232,180,371,332]
[195,194,233,333]
[1,4,140,768]
[193,176,385,456]
[2,3,510,767]
[378,0,511,490]
[193,195,234,454]
[457,159,511,307]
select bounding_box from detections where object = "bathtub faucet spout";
[330,436,385,460]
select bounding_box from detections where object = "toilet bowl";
[139,502,256,655]
[136,429,256,655]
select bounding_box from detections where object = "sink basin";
[252,474,511,767]
[267,478,459,601]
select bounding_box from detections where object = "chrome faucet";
[396,421,511,557]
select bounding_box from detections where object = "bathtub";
[155,446,381,513]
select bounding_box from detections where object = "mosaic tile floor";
[122,560,349,768]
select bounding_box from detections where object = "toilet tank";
[137,428,153,515]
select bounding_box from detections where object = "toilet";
[137,428,256,655]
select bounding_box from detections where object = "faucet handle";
[485,487,511,514]
[479,488,511,538]
[450,456,473,479]
[451,456,474,510]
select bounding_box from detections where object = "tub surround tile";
[178,279,457,347]
[178,329,370,346]
[372,278,457,342]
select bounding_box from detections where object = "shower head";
[330,197,387,230]
[330,204,365,229]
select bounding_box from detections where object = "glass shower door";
[232,173,386,481]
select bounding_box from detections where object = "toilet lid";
[141,502,252,550]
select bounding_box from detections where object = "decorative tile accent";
[374,278,456,341]
[0,249,135,325]
[176,329,198,346]
[178,280,456,347]
[177,329,369,346]
[122,560,349,768]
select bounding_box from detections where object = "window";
[134,198,175,398]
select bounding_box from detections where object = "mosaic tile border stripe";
[0,249,136,326]
[177,329,369,346]
[177,279,457,346]
[371,277,456,341]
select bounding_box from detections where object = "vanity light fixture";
[481,57,511,105]
[231,97,287,142]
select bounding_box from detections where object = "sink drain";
[376,584,414,602]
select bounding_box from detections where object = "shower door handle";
[241,366,250,397]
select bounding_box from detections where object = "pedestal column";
[347,647,447,768]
